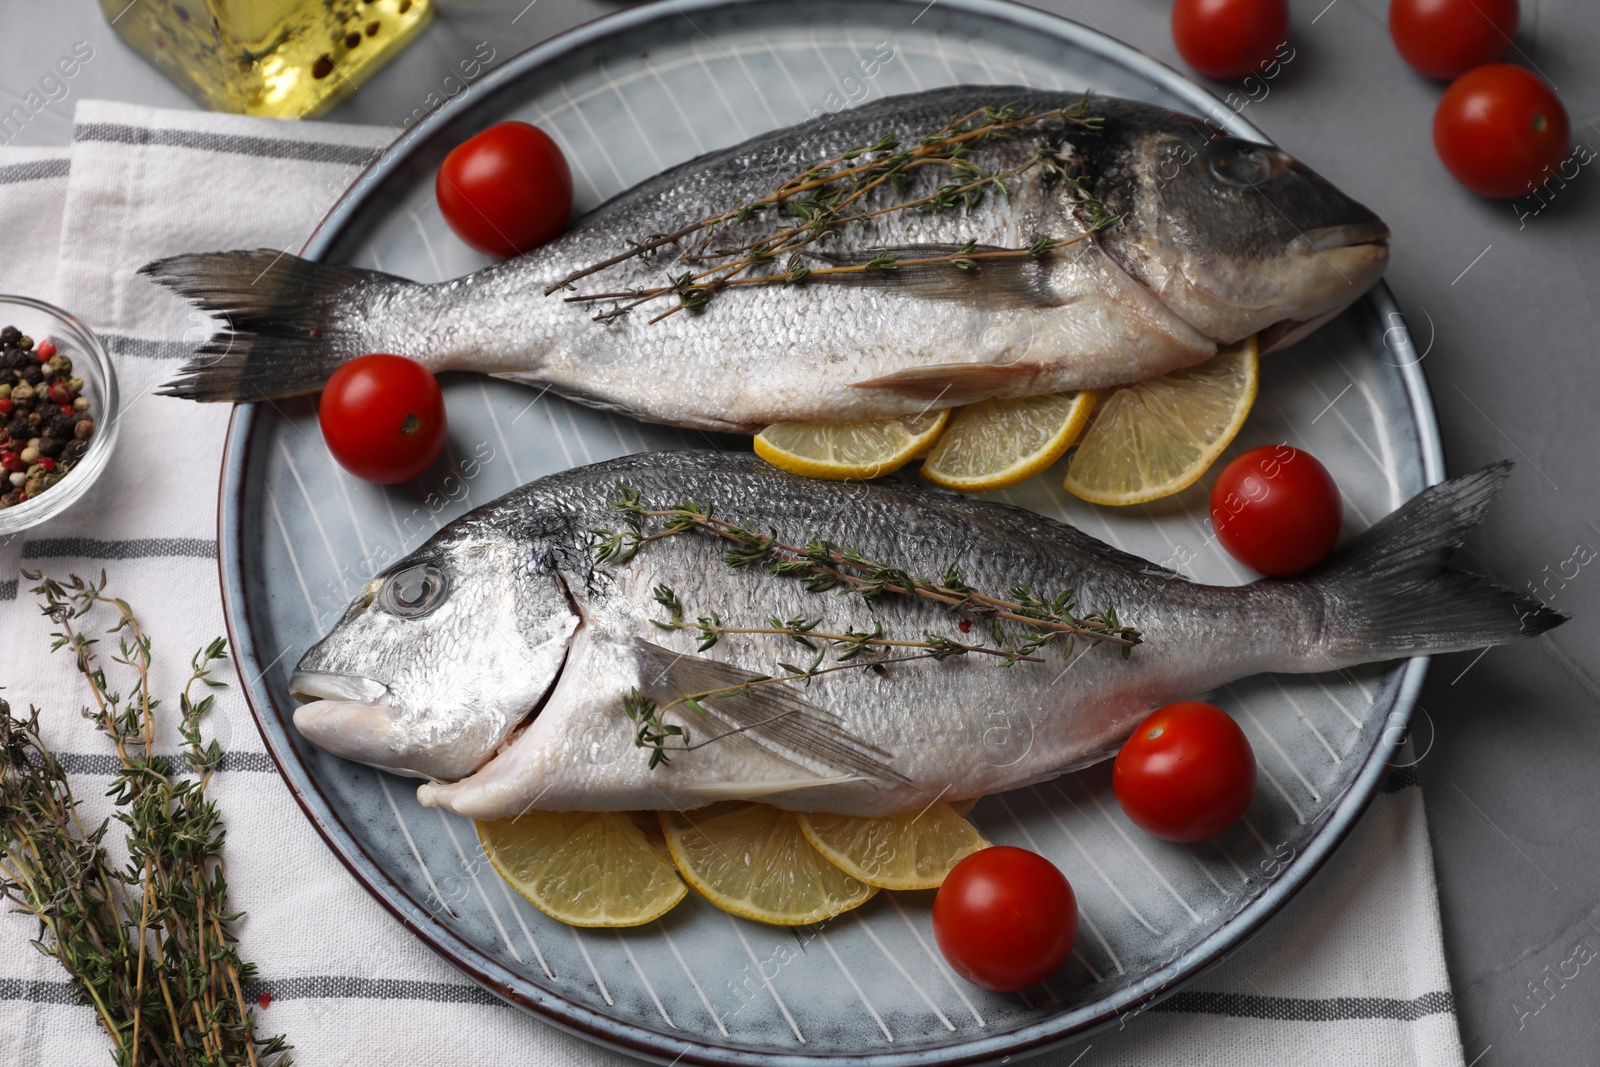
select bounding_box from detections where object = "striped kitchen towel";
[0,101,1465,1067]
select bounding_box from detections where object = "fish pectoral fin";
[685,776,868,801]
[989,746,1126,794]
[803,243,1064,309]
[637,642,912,786]
[850,361,1039,403]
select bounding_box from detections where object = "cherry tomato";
[1434,64,1569,199]
[932,846,1077,991]
[319,354,447,484]
[1210,445,1341,576]
[436,121,573,258]
[1389,0,1517,80]
[1113,702,1256,843]
[1171,0,1290,80]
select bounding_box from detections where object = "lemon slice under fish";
[660,803,876,925]
[920,391,1099,493]
[797,803,989,890]
[753,410,949,481]
[1062,336,1259,506]
[478,810,686,928]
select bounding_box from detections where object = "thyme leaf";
[622,689,686,769]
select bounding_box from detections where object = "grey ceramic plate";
[217,1,1439,1063]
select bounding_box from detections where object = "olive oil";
[100,0,432,118]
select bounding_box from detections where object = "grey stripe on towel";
[1382,765,1422,793]
[0,158,69,186]
[1153,989,1454,1022]
[49,750,276,776]
[241,976,505,1006]
[0,979,79,1006]
[101,333,197,361]
[0,975,501,1007]
[74,123,383,167]
[21,537,217,560]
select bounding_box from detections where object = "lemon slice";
[921,391,1098,492]
[478,811,686,928]
[797,803,989,890]
[660,804,876,925]
[754,410,949,481]
[1062,336,1259,506]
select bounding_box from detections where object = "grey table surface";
[2,0,1595,1063]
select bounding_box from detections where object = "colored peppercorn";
[0,326,93,509]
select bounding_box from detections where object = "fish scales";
[507,454,1306,803]
[286,451,1562,818]
[149,87,1389,430]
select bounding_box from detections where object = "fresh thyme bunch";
[0,571,290,1067]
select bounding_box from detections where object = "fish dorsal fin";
[850,361,1039,403]
[635,642,911,786]
[800,243,1064,309]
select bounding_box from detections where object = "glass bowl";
[0,295,119,535]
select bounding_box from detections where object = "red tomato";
[1434,64,1569,199]
[1171,0,1290,80]
[933,847,1077,991]
[1113,702,1257,843]
[319,354,447,484]
[1210,445,1341,576]
[436,122,573,258]
[1389,0,1517,80]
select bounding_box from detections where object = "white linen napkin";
[0,100,1466,1067]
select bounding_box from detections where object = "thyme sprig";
[628,583,1031,767]
[595,487,1140,655]
[650,583,1032,663]
[0,571,290,1067]
[566,234,1098,325]
[552,99,1119,323]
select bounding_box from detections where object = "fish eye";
[379,564,448,617]
[1206,140,1283,187]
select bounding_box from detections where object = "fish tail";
[144,249,410,402]
[1299,461,1565,665]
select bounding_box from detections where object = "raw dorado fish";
[148,86,1389,432]
[286,452,1560,818]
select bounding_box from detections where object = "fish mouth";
[290,670,389,704]
[286,662,566,782]
[1292,220,1391,253]
[289,671,412,773]
[1254,220,1390,353]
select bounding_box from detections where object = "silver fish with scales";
[287,452,1561,819]
[146,87,1389,432]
